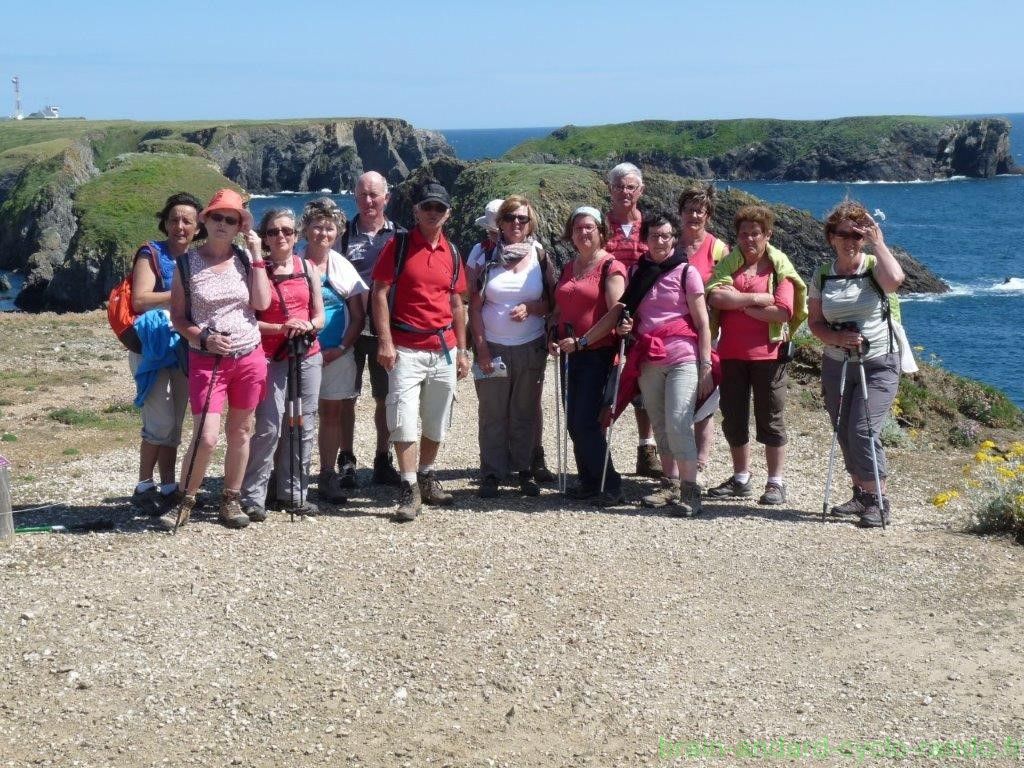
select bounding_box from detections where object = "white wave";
[902,278,1024,302]
[319,188,332,194]
[992,277,1024,293]
[248,193,274,199]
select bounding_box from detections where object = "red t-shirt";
[605,211,648,270]
[554,257,628,350]
[685,234,725,285]
[257,256,321,359]
[372,228,467,351]
[716,267,795,361]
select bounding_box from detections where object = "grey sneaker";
[158,492,195,531]
[318,471,349,504]
[831,487,867,517]
[218,491,250,529]
[642,477,681,508]
[707,475,754,498]
[395,480,421,522]
[670,481,703,517]
[636,444,663,478]
[418,471,454,506]
[857,495,892,528]
[758,482,787,505]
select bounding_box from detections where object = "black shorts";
[353,335,389,401]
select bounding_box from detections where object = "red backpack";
[108,242,162,353]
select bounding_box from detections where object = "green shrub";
[880,416,911,448]
[49,407,101,426]
[1,433,16,442]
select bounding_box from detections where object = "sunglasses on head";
[265,227,296,238]
[419,202,448,213]
[502,214,530,225]
[208,212,239,226]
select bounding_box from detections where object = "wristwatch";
[577,336,589,349]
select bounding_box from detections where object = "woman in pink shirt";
[706,205,806,506]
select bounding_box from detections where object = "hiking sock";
[401,471,417,485]
[767,475,784,487]
[639,438,657,447]
[417,463,435,475]
[734,472,751,485]
[159,482,179,496]
[135,479,156,493]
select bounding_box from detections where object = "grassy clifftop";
[505,116,950,161]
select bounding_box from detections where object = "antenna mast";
[12,76,22,120]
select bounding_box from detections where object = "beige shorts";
[385,346,457,443]
[319,348,359,400]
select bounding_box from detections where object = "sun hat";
[475,199,504,231]
[200,188,253,231]
[415,182,451,209]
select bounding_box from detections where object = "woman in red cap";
[163,188,272,531]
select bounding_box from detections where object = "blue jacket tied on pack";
[133,310,181,407]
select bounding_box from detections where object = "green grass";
[73,153,240,276]
[1,433,16,442]
[62,447,79,456]
[48,406,138,430]
[504,116,954,163]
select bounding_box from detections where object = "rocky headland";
[505,116,1016,182]
[0,118,452,311]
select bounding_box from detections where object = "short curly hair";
[734,204,774,235]
[824,200,872,239]
[300,197,348,235]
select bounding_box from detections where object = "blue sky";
[2,0,1021,129]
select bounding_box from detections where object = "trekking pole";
[286,349,298,523]
[857,358,887,530]
[600,311,629,494]
[562,323,575,495]
[294,338,307,515]
[822,353,849,522]
[550,326,564,494]
[175,353,222,534]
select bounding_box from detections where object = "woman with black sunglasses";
[808,200,904,528]
[240,208,326,521]
[469,195,556,498]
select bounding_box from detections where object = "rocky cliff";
[391,159,948,295]
[506,117,1016,182]
[0,118,454,311]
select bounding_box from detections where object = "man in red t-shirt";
[372,181,470,522]
[605,162,660,478]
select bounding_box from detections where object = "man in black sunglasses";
[371,182,470,522]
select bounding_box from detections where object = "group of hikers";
[124,163,912,532]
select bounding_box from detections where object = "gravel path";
[2,331,1023,767]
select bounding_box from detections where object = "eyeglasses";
[419,202,448,213]
[573,225,597,234]
[265,227,296,238]
[613,183,640,193]
[208,212,239,226]
[833,230,864,241]
[647,231,676,242]
[502,214,530,225]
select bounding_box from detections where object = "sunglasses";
[833,230,864,241]
[419,202,448,213]
[265,227,296,238]
[502,214,530,225]
[207,212,239,226]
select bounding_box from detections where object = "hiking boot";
[395,480,421,522]
[857,495,892,528]
[218,491,250,529]
[830,487,867,517]
[285,500,319,517]
[131,486,161,516]
[158,492,195,531]
[337,451,358,489]
[592,488,626,507]
[372,452,402,486]
[707,475,754,499]
[567,484,599,501]
[531,447,557,484]
[418,471,454,506]
[318,470,350,504]
[758,482,787,505]
[636,444,663,478]
[518,471,541,497]
[642,477,681,508]
[670,481,703,518]
[245,504,268,523]
[478,475,500,499]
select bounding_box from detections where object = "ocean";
[4,121,1022,407]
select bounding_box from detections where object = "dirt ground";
[2,312,1023,767]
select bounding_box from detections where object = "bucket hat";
[474,199,504,231]
[201,188,253,231]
